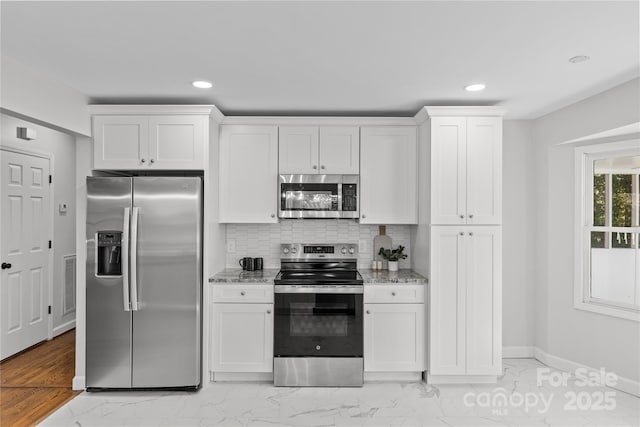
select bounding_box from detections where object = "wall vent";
[63,255,76,315]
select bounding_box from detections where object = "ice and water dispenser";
[96,231,122,276]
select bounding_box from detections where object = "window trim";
[574,140,640,322]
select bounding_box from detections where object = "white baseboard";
[534,347,640,397]
[503,346,535,358]
[72,375,85,391]
[427,374,498,384]
[53,319,75,337]
[212,372,273,382]
[364,372,422,382]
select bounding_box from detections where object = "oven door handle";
[275,285,363,294]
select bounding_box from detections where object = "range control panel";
[280,243,358,260]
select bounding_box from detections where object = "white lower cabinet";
[364,304,424,372]
[364,285,424,373]
[211,303,273,373]
[429,226,502,378]
[211,285,274,374]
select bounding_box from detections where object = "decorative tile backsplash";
[226,220,412,269]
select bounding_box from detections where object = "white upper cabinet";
[148,116,205,169]
[360,126,417,224]
[318,126,359,174]
[429,226,502,376]
[279,126,319,174]
[279,126,359,174]
[430,115,502,225]
[93,115,147,169]
[219,125,279,223]
[93,115,206,170]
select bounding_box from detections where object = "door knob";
[1,262,11,270]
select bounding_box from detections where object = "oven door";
[274,286,363,357]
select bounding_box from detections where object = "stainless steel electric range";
[273,243,364,387]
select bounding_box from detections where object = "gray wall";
[532,78,640,382]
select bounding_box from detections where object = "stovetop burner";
[274,270,363,285]
[275,243,363,286]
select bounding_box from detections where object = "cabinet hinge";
[48,240,52,249]
[49,175,52,184]
[48,305,52,315]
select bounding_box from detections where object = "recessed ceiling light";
[192,80,213,89]
[569,55,590,63]
[464,83,486,92]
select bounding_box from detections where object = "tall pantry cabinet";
[422,107,505,383]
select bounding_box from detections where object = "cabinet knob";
[313,165,318,170]
[469,232,474,236]
[391,292,396,296]
[366,310,370,314]
[140,158,146,164]
[149,158,155,165]
[267,309,271,314]
[320,165,325,170]
[459,232,464,236]
[271,214,275,218]
[240,291,245,296]
[361,214,366,219]
[468,214,474,219]
[459,214,464,219]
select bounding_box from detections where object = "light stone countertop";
[210,268,427,284]
[209,268,279,283]
[360,269,427,284]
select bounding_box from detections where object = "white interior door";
[1,149,50,359]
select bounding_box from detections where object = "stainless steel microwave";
[279,174,359,219]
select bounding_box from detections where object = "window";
[575,141,640,321]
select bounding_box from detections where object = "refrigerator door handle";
[122,207,131,311]
[130,207,140,311]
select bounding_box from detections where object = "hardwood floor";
[1,330,79,427]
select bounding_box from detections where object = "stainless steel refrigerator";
[86,176,202,390]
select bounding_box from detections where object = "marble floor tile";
[39,359,640,427]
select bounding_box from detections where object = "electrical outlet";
[359,239,368,253]
[226,239,236,253]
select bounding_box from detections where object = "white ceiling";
[1,1,638,119]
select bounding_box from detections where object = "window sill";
[574,300,640,322]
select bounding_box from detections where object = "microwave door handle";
[130,207,140,311]
[122,208,131,311]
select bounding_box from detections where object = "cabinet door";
[93,115,148,170]
[219,125,279,223]
[319,126,360,174]
[360,126,417,224]
[466,117,502,225]
[429,226,466,375]
[211,303,273,373]
[364,303,424,372]
[466,226,501,375]
[430,117,466,225]
[278,126,319,174]
[148,116,206,170]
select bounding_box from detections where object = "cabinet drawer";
[212,285,274,303]
[364,285,424,303]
